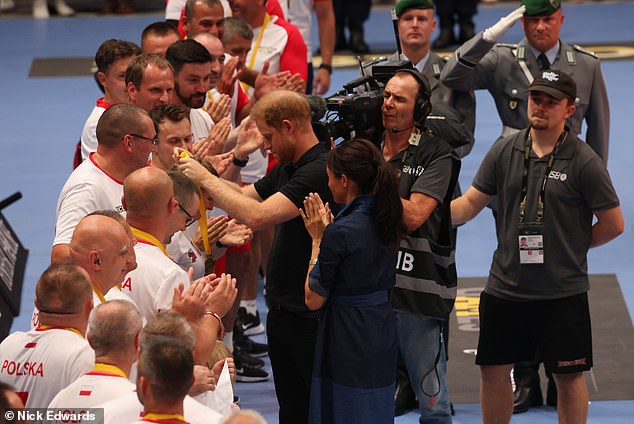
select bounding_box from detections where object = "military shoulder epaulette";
[573,44,598,59]
[432,62,442,78]
[497,43,517,49]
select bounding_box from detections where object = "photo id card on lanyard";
[518,225,544,264]
[517,129,567,264]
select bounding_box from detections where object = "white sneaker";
[33,0,49,19]
[0,0,15,12]
[54,0,75,16]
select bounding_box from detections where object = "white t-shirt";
[121,241,190,321]
[53,154,125,247]
[48,365,134,409]
[99,391,224,424]
[166,231,206,281]
[205,79,249,129]
[240,148,269,184]
[80,98,109,161]
[190,108,214,142]
[0,328,94,408]
[287,0,315,62]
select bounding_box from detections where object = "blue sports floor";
[0,2,633,422]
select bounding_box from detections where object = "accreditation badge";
[518,224,544,264]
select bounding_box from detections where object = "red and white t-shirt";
[53,153,125,247]
[121,230,190,321]
[80,98,110,160]
[99,391,223,424]
[48,363,134,408]
[243,14,307,97]
[0,327,93,408]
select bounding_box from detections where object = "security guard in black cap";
[441,0,610,166]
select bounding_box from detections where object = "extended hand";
[178,156,215,186]
[219,219,252,246]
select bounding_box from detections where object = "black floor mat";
[446,274,634,403]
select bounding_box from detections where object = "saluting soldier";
[441,0,609,165]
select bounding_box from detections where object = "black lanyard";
[518,129,568,224]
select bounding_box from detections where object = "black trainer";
[235,364,270,383]
[235,307,265,336]
[234,332,268,358]
[233,347,264,368]
[235,363,270,383]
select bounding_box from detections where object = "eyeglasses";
[177,202,197,227]
[129,133,159,145]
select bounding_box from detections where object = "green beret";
[395,0,435,18]
[521,0,561,16]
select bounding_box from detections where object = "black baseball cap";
[528,69,577,100]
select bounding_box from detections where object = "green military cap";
[395,0,435,18]
[521,0,562,16]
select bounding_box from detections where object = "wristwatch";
[318,63,333,74]
[232,155,249,167]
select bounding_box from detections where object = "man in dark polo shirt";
[178,89,335,424]
[451,70,623,423]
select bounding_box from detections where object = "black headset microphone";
[389,69,432,134]
[390,125,415,133]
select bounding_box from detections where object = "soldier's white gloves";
[482,5,526,43]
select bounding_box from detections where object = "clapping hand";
[299,192,333,241]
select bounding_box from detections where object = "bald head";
[123,167,174,218]
[221,410,267,424]
[69,214,135,293]
[70,215,127,263]
[191,32,223,51]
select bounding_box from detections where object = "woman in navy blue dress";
[300,139,403,424]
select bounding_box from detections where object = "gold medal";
[205,255,216,275]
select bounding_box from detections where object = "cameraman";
[366,0,475,158]
[382,69,460,423]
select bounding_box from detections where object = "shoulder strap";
[573,44,597,59]
[510,45,534,84]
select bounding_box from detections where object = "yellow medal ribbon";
[179,151,211,256]
[37,324,82,337]
[240,12,271,95]
[142,413,186,422]
[198,187,211,255]
[93,286,106,303]
[131,226,168,257]
[91,363,128,378]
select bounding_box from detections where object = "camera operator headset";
[389,68,432,136]
[384,68,461,409]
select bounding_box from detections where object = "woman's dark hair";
[327,138,403,249]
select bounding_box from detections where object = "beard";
[529,115,549,130]
[175,83,205,108]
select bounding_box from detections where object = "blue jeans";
[396,310,452,424]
